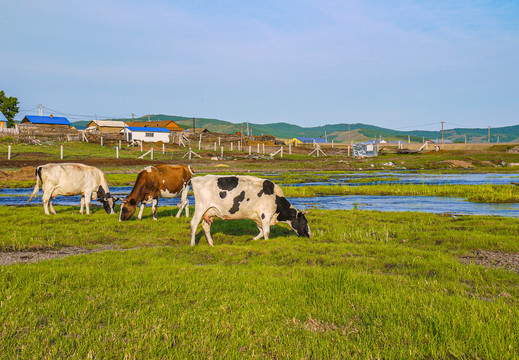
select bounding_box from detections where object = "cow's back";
[40,163,101,195]
[192,175,280,219]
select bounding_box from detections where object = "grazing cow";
[190,175,311,246]
[119,164,193,221]
[27,163,118,215]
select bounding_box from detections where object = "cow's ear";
[129,199,137,206]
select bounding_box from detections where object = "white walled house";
[124,126,170,143]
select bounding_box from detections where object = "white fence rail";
[0,127,19,135]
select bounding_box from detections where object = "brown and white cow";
[27,163,118,215]
[190,175,311,246]
[119,164,193,221]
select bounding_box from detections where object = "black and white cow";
[27,163,119,215]
[190,175,311,246]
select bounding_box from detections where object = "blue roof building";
[0,112,7,128]
[294,137,329,144]
[124,126,172,143]
[21,115,72,127]
[126,126,170,133]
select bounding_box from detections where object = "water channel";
[2,175,518,217]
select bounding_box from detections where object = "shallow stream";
[2,185,518,217]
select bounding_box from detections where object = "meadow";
[1,140,518,358]
[0,206,518,358]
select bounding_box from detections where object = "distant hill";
[72,114,519,143]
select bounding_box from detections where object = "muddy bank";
[0,245,120,266]
[459,250,519,273]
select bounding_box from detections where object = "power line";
[393,122,439,130]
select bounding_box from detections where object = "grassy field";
[0,206,518,358]
[1,141,518,358]
[1,141,519,173]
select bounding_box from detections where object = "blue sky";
[1,0,518,130]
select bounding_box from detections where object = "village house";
[125,120,184,132]
[20,115,72,129]
[86,120,127,134]
[124,126,171,143]
[287,137,329,146]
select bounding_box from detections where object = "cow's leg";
[253,225,264,241]
[137,203,145,220]
[49,198,57,215]
[79,196,85,214]
[152,198,159,221]
[201,220,214,247]
[190,209,204,246]
[261,218,271,240]
[176,187,189,218]
[84,192,91,215]
[41,191,51,215]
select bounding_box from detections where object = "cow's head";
[119,198,137,221]
[96,186,121,214]
[290,211,312,238]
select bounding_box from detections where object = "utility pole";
[441,121,445,146]
[131,113,135,121]
[488,126,490,143]
[39,104,43,116]
[193,117,196,133]
[464,134,467,144]
[348,123,351,146]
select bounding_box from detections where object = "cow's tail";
[27,166,43,203]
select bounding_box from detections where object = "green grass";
[0,206,518,358]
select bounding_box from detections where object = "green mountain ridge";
[72,114,519,143]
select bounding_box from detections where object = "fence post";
[151,148,154,160]
[289,144,292,154]
[281,146,283,158]
[218,137,221,146]
[214,142,217,151]
[221,146,224,158]
[231,142,233,151]
[7,145,11,160]
[140,142,143,152]
[101,137,103,146]
[198,141,201,150]
[238,141,241,151]
[60,145,63,160]
[116,147,119,159]
[332,140,334,148]
[249,146,251,156]
[189,147,192,160]
[162,144,165,154]
[257,143,259,153]
[262,143,265,154]
[119,140,121,149]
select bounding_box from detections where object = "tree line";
[0,90,19,128]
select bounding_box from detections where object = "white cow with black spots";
[190,175,311,246]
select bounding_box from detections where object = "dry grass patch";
[289,317,360,336]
